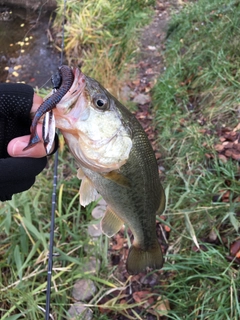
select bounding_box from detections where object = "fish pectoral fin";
[101,207,124,237]
[101,171,131,188]
[126,240,164,275]
[79,175,98,207]
[77,167,85,179]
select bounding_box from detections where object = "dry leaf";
[151,296,170,316]
[112,234,125,250]
[230,239,240,257]
[215,144,224,152]
[231,150,240,161]
[233,123,240,131]
[218,154,227,163]
[132,290,151,303]
[222,141,233,149]
[164,225,171,232]
[225,150,233,157]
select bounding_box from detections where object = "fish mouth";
[55,68,86,113]
[53,67,89,128]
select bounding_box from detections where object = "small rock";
[92,205,106,219]
[67,302,93,320]
[97,197,107,206]
[82,257,101,274]
[120,85,131,101]
[72,279,97,301]
[133,93,151,105]
[88,222,102,237]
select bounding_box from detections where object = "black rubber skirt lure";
[24,65,74,151]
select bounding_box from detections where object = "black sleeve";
[0,157,47,201]
[0,83,47,201]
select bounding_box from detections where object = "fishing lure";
[23,65,74,152]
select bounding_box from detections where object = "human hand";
[0,83,50,201]
[7,93,48,157]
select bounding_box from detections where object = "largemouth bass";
[26,66,166,274]
[53,67,165,274]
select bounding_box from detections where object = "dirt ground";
[128,0,183,163]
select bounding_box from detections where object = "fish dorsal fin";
[79,175,98,207]
[101,171,131,188]
[101,207,124,237]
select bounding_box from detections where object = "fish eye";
[93,94,109,111]
[96,99,104,107]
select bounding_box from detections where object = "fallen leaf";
[145,68,154,74]
[155,152,162,159]
[132,79,140,86]
[222,141,233,149]
[233,143,240,152]
[225,150,233,157]
[230,239,240,257]
[231,150,240,161]
[205,153,214,159]
[219,137,226,142]
[218,154,227,163]
[151,296,170,316]
[112,234,125,250]
[132,291,151,303]
[164,225,171,232]
[133,93,151,105]
[224,132,237,141]
[220,190,230,202]
[14,65,22,70]
[147,45,156,51]
[215,144,224,152]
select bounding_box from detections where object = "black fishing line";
[45,0,67,319]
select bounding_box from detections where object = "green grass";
[0,149,114,318]
[0,1,156,318]
[152,0,240,318]
[1,0,240,318]
[54,0,155,92]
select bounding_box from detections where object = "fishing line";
[45,0,67,319]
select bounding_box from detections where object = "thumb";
[7,124,47,158]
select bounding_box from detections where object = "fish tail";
[126,240,164,275]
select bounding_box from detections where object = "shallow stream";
[0,4,61,88]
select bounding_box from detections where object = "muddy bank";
[0,0,56,10]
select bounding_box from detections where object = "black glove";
[0,83,47,201]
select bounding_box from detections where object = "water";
[0,5,61,88]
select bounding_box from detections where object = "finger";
[7,124,47,158]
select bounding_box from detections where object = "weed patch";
[54,0,155,92]
[152,0,240,317]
